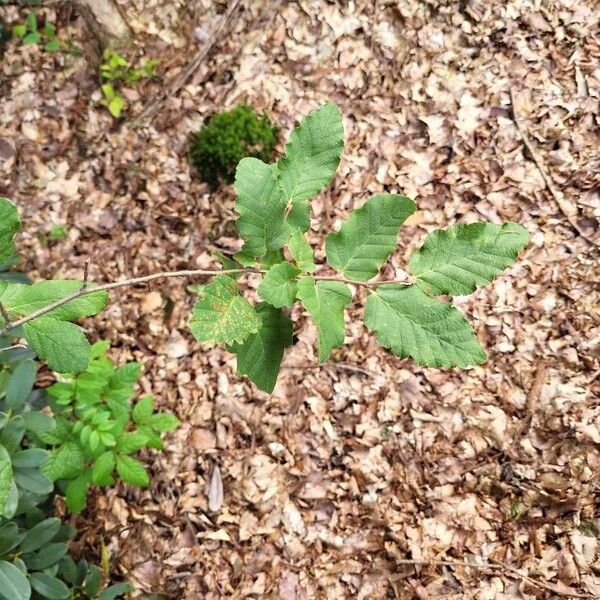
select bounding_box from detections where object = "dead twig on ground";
[510,87,597,247]
[397,557,592,598]
[132,0,242,127]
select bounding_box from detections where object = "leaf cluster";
[188,103,529,392]
[13,12,61,52]
[99,49,159,118]
[188,104,280,188]
[0,343,136,600]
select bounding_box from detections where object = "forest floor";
[1,0,599,598]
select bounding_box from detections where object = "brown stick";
[510,87,597,246]
[0,267,409,337]
[132,0,242,127]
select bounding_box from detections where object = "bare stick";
[132,0,242,126]
[0,267,409,337]
[395,558,591,598]
[510,87,596,246]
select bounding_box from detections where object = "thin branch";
[0,344,27,354]
[0,264,411,338]
[395,558,591,598]
[510,87,597,246]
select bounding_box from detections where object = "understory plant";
[0,102,529,396]
[0,342,136,599]
[13,12,61,52]
[99,48,159,118]
[188,104,280,187]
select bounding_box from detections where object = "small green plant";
[38,341,179,513]
[37,224,69,245]
[99,49,159,118]
[188,104,280,187]
[0,103,529,394]
[12,12,61,52]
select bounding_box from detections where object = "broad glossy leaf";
[296,277,352,362]
[24,542,69,570]
[29,572,70,600]
[365,284,486,367]
[326,194,416,281]
[98,583,135,600]
[229,303,293,393]
[288,230,315,273]
[11,448,48,469]
[0,560,30,600]
[257,262,300,308]
[277,104,344,231]
[189,275,260,345]
[19,517,61,553]
[5,359,37,409]
[409,222,529,296]
[235,158,289,258]
[0,199,20,265]
[24,317,90,373]
[0,445,13,516]
[7,280,108,320]
[13,468,53,495]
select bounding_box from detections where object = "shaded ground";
[1,0,599,598]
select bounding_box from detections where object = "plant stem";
[0,266,410,337]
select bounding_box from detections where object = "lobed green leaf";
[288,229,315,273]
[365,284,486,367]
[326,194,416,281]
[257,262,300,308]
[409,222,529,296]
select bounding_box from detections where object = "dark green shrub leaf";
[19,517,61,553]
[11,448,48,468]
[24,542,68,570]
[0,560,30,600]
[0,445,13,516]
[98,582,134,600]
[325,194,416,281]
[29,572,70,600]
[365,284,486,367]
[5,359,37,409]
[84,565,102,597]
[408,222,529,296]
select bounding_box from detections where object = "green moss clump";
[189,104,280,188]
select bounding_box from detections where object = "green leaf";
[13,25,27,38]
[24,317,90,373]
[365,284,486,367]
[43,443,84,481]
[0,560,30,600]
[26,12,37,32]
[7,280,108,320]
[288,230,315,273]
[98,583,134,600]
[229,303,293,393]
[84,566,102,597]
[44,39,61,53]
[0,198,20,265]
[189,275,261,345]
[101,83,115,100]
[149,412,179,433]
[13,468,53,494]
[65,473,89,513]
[257,262,300,308]
[234,158,289,258]
[276,103,344,231]
[22,31,41,45]
[408,222,529,296]
[132,396,153,425]
[325,194,416,281]
[114,432,147,454]
[91,451,115,485]
[24,542,68,570]
[108,94,124,118]
[116,455,149,487]
[11,448,48,468]
[0,445,13,516]
[296,277,352,362]
[5,359,37,409]
[19,517,61,553]
[29,572,70,600]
